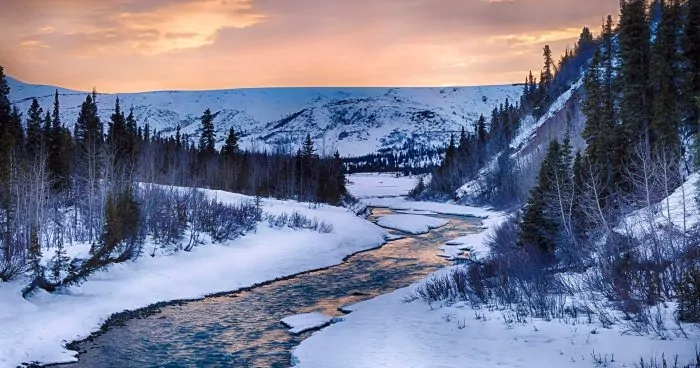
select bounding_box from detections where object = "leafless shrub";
[265,211,334,233]
[200,199,259,242]
[634,348,700,368]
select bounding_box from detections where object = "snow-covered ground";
[346,173,420,199]
[293,173,700,368]
[291,271,699,368]
[619,173,700,237]
[438,213,510,260]
[281,312,335,335]
[367,197,493,218]
[376,214,447,235]
[0,189,388,367]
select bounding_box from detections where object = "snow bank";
[281,312,334,335]
[292,272,699,368]
[439,213,510,259]
[292,175,699,368]
[346,173,420,199]
[376,214,447,235]
[366,197,492,217]
[619,173,700,237]
[0,189,388,368]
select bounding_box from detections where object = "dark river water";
[54,207,480,368]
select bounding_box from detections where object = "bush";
[140,187,188,246]
[200,199,259,242]
[265,211,333,233]
[412,267,472,304]
[678,267,700,323]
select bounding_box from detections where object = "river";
[53,207,480,368]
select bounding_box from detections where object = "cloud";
[0,0,620,92]
[3,0,266,55]
[19,39,49,49]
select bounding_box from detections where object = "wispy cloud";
[0,0,619,92]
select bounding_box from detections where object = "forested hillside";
[417,0,700,331]
[0,69,349,296]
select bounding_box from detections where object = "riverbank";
[291,174,700,368]
[47,208,480,367]
[0,190,387,368]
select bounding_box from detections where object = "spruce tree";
[74,92,104,242]
[198,108,216,155]
[50,241,69,284]
[48,90,70,191]
[221,127,239,156]
[649,0,682,158]
[518,140,566,261]
[27,227,43,282]
[618,0,652,189]
[302,133,316,158]
[683,0,700,133]
[25,98,44,161]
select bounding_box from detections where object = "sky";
[0,0,619,93]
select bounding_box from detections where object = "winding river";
[53,207,480,368]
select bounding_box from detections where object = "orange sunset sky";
[0,0,619,93]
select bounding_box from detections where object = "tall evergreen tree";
[221,127,239,156]
[519,140,566,261]
[618,0,652,186]
[25,98,44,161]
[198,108,216,156]
[48,90,70,191]
[683,0,700,133]
[301,133,316,158]
[74,92,104,241]
[649,0,682,158]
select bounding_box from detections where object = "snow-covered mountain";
[7,77,522,157]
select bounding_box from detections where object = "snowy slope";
[7,77,522,156]
[291,192,700,368]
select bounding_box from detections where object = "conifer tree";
[27,227,43,283]
[221,127,239,156]
[649,0,682,159]
[518,140,567,261]
[50,240,69,284]
[683,0,700,133]
[618,0,652,187]
[48,90,70,191]
[302,133,316,158]
[25,98,44,161]
[74,92,104,241]
[198,108,216,156]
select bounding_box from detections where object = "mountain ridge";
[8,76,523,156]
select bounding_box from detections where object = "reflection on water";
[58,208,480,368]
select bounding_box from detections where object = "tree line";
[429,0,700,327]
[0,67,348,295]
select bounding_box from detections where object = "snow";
[346,173,419,199]
[0,188,388,368]
[7,77,523,157]
[281,312,335,335]
[292,172,699,367]
[292,273,699,368]
[619,173,700,237]
[510,77,584,156]
[367,197,492,218]
[376,214,447,235]
[292,209,700,368]
[439,213,510,260]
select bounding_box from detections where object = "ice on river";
[376,214,447,235]
[281,312,334,335]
